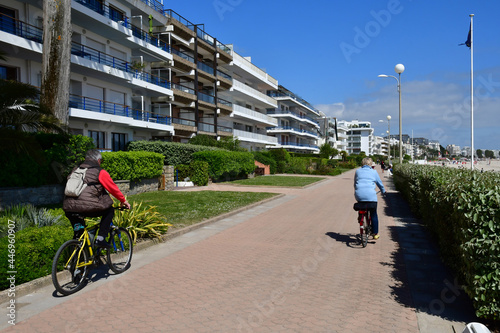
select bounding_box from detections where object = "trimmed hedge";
[252,151,277,174]
[393,164,500,319]
[192,150,255,181]
[175,161,209,186]
[127,140,219,166]
[0,225,73,290]
[101,151,164,181]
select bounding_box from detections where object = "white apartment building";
[339,120,374,155]
[372,136,388,156]
[266,85,321,154]
[336,121,348,153]
[218,48,278,151]
[1,0,240,150]
[446,144,461,156]
[317,116,338,150]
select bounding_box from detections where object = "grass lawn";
[227,175,325,187]
[128,190,278,228]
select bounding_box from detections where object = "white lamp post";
[387,115,391,165]
[378,64,405,164]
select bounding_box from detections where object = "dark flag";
[459,23,471,48]
[334,118,338,141]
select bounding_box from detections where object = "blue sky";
[165,0,500,150]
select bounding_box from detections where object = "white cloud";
[315,70,500,150]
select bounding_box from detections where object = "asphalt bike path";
[1,169,476,332]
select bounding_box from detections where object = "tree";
[41,0,72,126]
[485,150,494,159]
[319,143,339,159]
[476,149,483,159]
[0,79,66,153]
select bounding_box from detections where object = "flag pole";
[470,14,474,170]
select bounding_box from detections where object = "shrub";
[127,140,219,165]
[101,151,164,181]
[175,164,191,181]
[190,160,209,186]
[0,225,73,290]
[393,164,500,319]
[91,200,171,243]
[192,150,255,181]
[0,204,67,237]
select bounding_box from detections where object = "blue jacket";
[354,165,385,202]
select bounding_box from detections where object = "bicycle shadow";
[51,256,118,298]
[325,232,375,249]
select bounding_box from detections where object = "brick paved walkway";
[2,170,473,332]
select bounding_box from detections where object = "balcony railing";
[218,125,233,133]
[197,61,214,76]
[171,48,195,63]
[217,97,232,107]
[232,105,277,125]
[216,69,232,81]
[268,126,319,137]
[71,42,128,71]
[171,83,196,95]
[198,92,215,104]
[276,141,319,149]
[139,0,164,13]
[0,13,42,43]
[172,117,196,127]
[267,91,319,114]
[267,109,320,126]
[131,25,170,53]
[163,9,230,55]
[69,94,171,125]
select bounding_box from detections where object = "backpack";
[64,167,89,197]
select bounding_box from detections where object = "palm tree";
[0,79,67,153]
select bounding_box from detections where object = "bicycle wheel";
[360,213,369,248]
[52,239,89,296]
[107,227,133,274]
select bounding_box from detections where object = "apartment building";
[266,85,321,154]
[218,47,279,151]
[0,0,236,150]
[339,120,374,155]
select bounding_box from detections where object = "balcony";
[269,141,319,152]
[0,13,42,44]
[267,126,319,139]
[69,94,173,131]
[230,50,278,89]
[231,80,277,107]
[267,110,320,127]
[231,105,277,127]
[233,129,277,145]
[267,91,319,116]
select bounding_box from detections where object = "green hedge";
[175,161,209,186]
[127,140,220,165]
[192,150,255,181]
[0,225,73,290]
[393,164,500,319]
[101,151,164,181]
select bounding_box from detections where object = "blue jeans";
[368,203,379,234]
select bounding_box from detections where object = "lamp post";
[386,115,391,165]
[378,63,405,164]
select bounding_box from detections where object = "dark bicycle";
[353,202,377,247]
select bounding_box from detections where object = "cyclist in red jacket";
[63,149,130,248]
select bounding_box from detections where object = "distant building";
[338,120,374,155]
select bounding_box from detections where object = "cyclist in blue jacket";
[354,157,386,239]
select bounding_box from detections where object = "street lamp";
[378,63,405,164]
[379,115,392,165]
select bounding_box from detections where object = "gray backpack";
[64,167,88,197]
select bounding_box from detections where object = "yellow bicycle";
[51,215,133,296]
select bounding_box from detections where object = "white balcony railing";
[233,129,278,144]
[232,105,277,126]
[231,80,277,107]
[231,51,278,88]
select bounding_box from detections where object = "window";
[0,65,18,80]
[112,133,127,151]
[0,6,17,35]
[109,5,124,22]
[88,130,105,149]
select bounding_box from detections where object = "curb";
[0,193,285,305]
